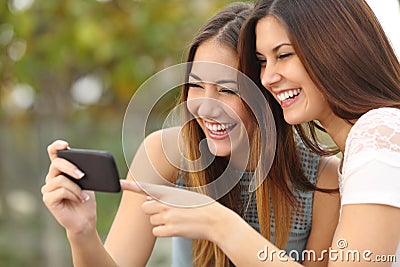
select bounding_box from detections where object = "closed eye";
[187,82,203,89]
[278,52,293,60]
[219,88,239,95]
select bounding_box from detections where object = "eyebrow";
[273,43,292,52]
[256,42,292,56]
[188,72,237,84]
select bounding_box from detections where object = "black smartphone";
[57,148,121,193]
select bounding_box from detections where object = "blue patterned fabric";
[171,137,320,266]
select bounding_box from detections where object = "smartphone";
[57,148,121,193]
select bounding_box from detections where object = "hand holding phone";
[57,148,121,193]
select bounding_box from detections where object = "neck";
[319,114,353,153]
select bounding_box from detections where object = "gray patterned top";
[171,136,320,266]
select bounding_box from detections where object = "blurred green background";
[0,0,238,266]
[0,0,399,266]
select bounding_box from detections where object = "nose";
[260,64,282,89]
[188,84,224,119]
[198,86,224,119]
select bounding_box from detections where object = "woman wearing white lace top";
[236,0,400,266]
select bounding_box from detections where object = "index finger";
[120,179,147,194]
[120,180,171,199]
[121,180,215,207]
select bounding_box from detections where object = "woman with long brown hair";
[237,0,400,265]
[41,2,339,267]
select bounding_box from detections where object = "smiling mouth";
[204,121,236,136]
[277,88,301,102]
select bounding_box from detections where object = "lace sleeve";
[341,108,400,207]
[345,108,400,158]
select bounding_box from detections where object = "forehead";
[190,40,238,83]
[255,16,290,51]
[189,62,238,83]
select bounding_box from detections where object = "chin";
[211,150,230,158]
[208,146,230,158]
[283,113,307,126]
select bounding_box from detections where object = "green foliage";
[1,0,238,108]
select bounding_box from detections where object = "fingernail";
[146,195,154,201]
[81,192,90,202]
[74,169,85,178]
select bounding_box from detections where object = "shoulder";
[352,107,400,132]
[145,127,181,147]
[341,109,400,208]
[360,107,400,119]
[134,127,181,183]
[144,126,182,167]
[350,107,400,136]
[345,107,400,157]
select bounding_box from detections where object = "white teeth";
[204,121,234,134]
[277,89,301,102]
[285,91,289,99]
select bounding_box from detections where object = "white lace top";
[339,107,400,266]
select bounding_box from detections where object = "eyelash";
[256,52,293,66]
[187,83,239,95]
[220,88,239,95]
[187,82,203,89]
[278,52,293,59]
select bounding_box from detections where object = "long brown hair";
[179,2,322,266]
[239,0,400,155]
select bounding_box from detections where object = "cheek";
[186,101,197,116]
[304,80,324,101]
[186,91,199,116]
[227,100,248,123]
[311,90,328,111]
[282,57,308,81]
